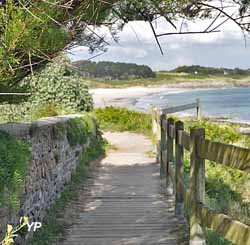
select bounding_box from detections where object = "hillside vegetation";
[83,71,250,88]
[171,65,250,76]
[69,63,250,88]
[72,60,156,80]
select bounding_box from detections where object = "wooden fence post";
[196,98,201,120]
[156,109,162,163]
[151,107,157,136]
[166,118,174,191]
[151,107,160,163]
[175,121,184,216]
[189,127,206,245]
[160,114,167,177]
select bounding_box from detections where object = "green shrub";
[23,57,93,117]
[95,106,152,136]
[55,122,66,140]
[66,114,95,147]
[0,131,31,210]
[187,119,241,144]
[182,119,250,227]
[0,58,94,123]
[0,103,31,123]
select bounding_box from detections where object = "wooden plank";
[189,128,206,245]
[175,121,184,216]
[199,204,250,245]
[197,139,250,171]
[169,125,175,139]
[162,103,197,115]
[178,131,190,151]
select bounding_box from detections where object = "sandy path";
[58,132,187,245]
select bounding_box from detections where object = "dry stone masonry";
[0,114,98,242]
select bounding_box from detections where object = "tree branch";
[157,30,220,38]
[149,21,164,55]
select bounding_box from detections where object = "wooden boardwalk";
[59,132,187,245]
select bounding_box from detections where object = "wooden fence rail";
[152,98,200,166]
[152,100,250,245]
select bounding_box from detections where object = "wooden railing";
[151,98,200,166]
[152,101,250,245]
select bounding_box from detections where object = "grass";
[207,230,234,245]
[84,72,250,88]
[95,106,152,137]
[66,114,94,147]
[0,131,31,210]
[27,136,107,244]
[94,106,250,245]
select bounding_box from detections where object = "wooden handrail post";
[175,121,184,216]
[151,106,157,137]
[160,114,167,177]
[166,118,174,190]
[151,107,159,162]
[189,127,206,245]
[196,98,201,120]
[156,109,162,163]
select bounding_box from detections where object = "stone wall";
[0,114,98,242]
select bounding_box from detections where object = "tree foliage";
[73,60,156,80]
[172,65,250,75]
[0,0,113,88]
[1,0,250,90]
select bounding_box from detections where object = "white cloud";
[68,15,250,70]
[108,46,148,59]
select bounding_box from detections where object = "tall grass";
[95,106,152,136]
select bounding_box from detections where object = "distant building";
[224,70,228,75]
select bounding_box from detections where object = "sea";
[134,87,250,123]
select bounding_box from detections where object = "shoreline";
[90,81,241,109]
[90,84,250,130]
[91,86,197,109]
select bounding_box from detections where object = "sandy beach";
[90,79,250,109]
[90,86,189,109]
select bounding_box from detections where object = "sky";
[68,15,250,71]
